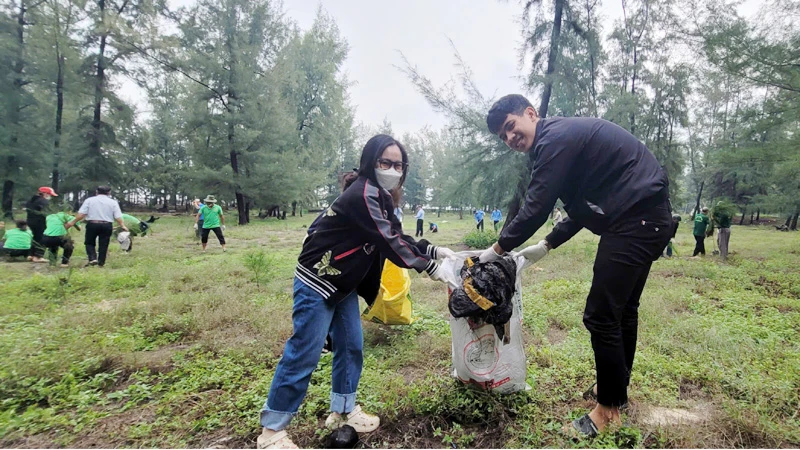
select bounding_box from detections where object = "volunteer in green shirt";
[194,195,226,252]
[692,207,711,256]
[42,212,79,266]
[712,201,733,260]
[0,220,33,258]
[115,214,150,253]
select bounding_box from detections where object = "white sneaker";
[325,404,380,433]
[256,429,298,449]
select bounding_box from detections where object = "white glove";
[426,264,448,284]
[478,244,503,263]
[518,240,549,263]
[221,225,226,231]
[435,246,457,260]
[193,223,198,230]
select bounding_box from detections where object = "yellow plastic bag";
[362,260,414,325]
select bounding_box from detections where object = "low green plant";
[462,229,498,248]
[242,249,275,288]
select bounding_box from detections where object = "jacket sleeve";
[352,182,439,275]
[497,129,581,251]
[400,236,444,259]
[545,217,584,249]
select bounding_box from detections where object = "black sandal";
[571,414,599,438]
[582,383,598,401]
[582,383,630,410]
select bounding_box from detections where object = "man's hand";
[518,240,549,263]
[121,226,129,232]
[435,246,457,260]
[64,221,73,230]
[193,223,198,230]
[221,225,226,231]
[479,243,504,263]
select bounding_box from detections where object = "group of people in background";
[471,207,504,232]
[690,204,733,260]
[0,185,158,267]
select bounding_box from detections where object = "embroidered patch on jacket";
[314,251,341,276]
[363,243,375,255]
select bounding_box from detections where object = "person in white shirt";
[65,186,127,267]
[393,206,403,231]
[415,205,425,237]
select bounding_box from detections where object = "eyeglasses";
[376,158,407,172]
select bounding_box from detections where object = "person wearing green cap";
[42,211,80,266]
[195,195,226,252]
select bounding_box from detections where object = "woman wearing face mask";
[257,135,455,449]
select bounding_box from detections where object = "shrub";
[242,249,275,288]
[462,230,498,249]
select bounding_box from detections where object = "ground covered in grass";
[1,212,798,448]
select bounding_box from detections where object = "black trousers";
[201,227,225,245]
[28,220,46,258]
[692,234,705,256]
[583,200,672,407]
[476,219,484,231]
[416,219,423,237]
[85,222,113,266]
[493,220,500,231]
[42,235,74,264]
[0,242,29,258]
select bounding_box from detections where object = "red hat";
[38,186,58,196]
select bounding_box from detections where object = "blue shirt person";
[491,208,503,231]
[474,209,485,231]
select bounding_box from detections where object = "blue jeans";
[260,277,363,431]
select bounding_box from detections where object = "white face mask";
[375,168,402,191]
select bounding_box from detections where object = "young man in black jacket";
[480,95,672,436]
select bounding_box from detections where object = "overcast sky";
[120,0,761,136]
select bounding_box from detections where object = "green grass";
[1,212,798,448]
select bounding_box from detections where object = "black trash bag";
[324,424,359,449]
[448,255,517,341]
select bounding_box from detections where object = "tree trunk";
[755,209,760,222]
[785,215,792,227]
[3,1,26,219]
[291,200,297,216]
[505,0,563,228]
[52,41,65,192]
[739,209,746,225]
[89,0,107,186]
[791,210,799,231]
[630,46,638,135]
[459,206,463,220]
[226,23,247,226]
[692,181,704,219]
[437,207,441,218]
[2,180,14,220]
[537,0,564,120]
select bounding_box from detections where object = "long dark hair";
[342,134,409,206]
